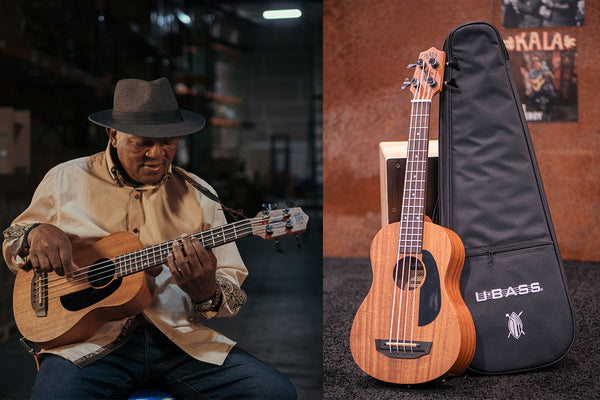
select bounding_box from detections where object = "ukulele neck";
[114,220,253,277]
[399,99,431,254]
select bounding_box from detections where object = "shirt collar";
[104,143,172,189]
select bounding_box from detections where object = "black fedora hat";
[88,77,205,137]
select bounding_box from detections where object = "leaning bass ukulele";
[350,48,475,384]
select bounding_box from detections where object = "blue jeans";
[31,324,296,399]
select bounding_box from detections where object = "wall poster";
[502,0,585,29]
[503,31,578,122]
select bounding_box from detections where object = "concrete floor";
[0,210,323,400]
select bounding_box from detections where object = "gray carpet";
[323,258,600,399]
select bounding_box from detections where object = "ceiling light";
[262,9,302,20]
[177,10,192,25]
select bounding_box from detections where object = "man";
[3,78,296,399]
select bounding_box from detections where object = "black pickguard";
[60,258,122,312]
[418,250,441,326]
[60,278,122,311]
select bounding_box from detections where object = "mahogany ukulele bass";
[349,48,476,384]
[13,207,308,350]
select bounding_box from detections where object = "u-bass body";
[12,207,308,350]
[13,232,150,350]
[350,220,475,384]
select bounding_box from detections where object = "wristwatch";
[22,222,42,250]
[192,281,222,313]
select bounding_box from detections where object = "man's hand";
[167,234,217,302]
[26,223,77,280]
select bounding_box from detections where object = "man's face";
[108,130,179,185]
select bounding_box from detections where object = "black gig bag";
[437,22,575,374]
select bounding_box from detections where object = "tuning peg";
[401,78,412,90]
[265,224,274,235]
[275,239,283,253]
[408,58,424,69]
[429,58,439,68]
[446,57,460,70]
[262,203,276,210]
[444,78,458,88]
[427,77,438,87]
[261,203,276,218]
[295,234,301,248]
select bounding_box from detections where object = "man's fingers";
[27,224,75,278]
[59,246,75,280]
[169,235,218,302]
[191,239,216,273]
[35,253,53,273]
[182,236,213,282]
[28,254,40,270]
[47,248,64,275]
[167,253,183,281]
[65,261,81,281]
[185,236,211,263]
[181,234,195,254]
[172,239,186,262]
[190,238,204,259]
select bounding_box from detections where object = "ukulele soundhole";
[393,256,425,290]
[59,258,122,312]
[88,258,115,287]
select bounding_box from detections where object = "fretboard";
[399,99,430,253]
[114,219,253,277]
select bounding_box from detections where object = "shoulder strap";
[172,166,220,203]
[172,166,246,220]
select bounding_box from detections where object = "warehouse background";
[0,1,322,398]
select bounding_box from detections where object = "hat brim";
[88,109,205,138]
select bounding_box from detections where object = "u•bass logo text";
[475,282,542,303]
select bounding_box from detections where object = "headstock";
[251,207,309,242]
[402,47,446,101]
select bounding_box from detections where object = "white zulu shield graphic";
[506,311,525,339]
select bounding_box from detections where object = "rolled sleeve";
[216,275,247,316]
[2,223,38,273]
[3,171,58,273]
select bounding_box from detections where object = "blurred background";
[324,0,599,261]
[0,1,322,398]
[0,0,323,211]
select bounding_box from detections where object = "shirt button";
[134,193,140,199]
[133,228,139,233]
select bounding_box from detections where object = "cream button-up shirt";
[3,145,248,366]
